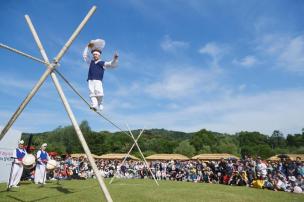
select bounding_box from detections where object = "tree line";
[21,121,304,159]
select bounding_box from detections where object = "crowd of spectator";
[29,155,304,194]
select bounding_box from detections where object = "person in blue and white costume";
[8,140,27,188]
[83,39,119,111]
[34,143,50,184]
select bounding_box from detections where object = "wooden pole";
[126,125,159,186]
[24,12,113,201]
[0,43,48,65]
[109,128,145,184]
[0,6,95,140]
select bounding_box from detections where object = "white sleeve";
[13,149,21,163]
[104,58,118,69]
[36,150,41,162]
[13,149,17,159]
[83,46,91,64]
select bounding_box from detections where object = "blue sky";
[0,0,304,135]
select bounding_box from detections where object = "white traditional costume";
[82,39,118,111]
[8,140,27,188]
[34,143,50,184]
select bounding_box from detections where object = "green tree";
[190,129,218,152]
[237,131,268,146]
[174,140,196,157]
[198,145,211,154]
[287,133,304,148]
[269,130,286,149]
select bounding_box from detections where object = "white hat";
[42,143,47,147]
[293,186,303,194]
[19,140,24,144]
[289,176,296,182]
[90,39,105,50]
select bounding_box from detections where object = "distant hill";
[21,120,304,159]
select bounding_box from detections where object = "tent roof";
[146,154,189,160]
[191,153,239,160]
[99,153,139,160]
[70,153,100,159]
[268,154,304,161]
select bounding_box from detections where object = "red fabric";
[223,175,230,184]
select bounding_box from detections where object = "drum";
[46,159,57,170]
[22,154,36,169]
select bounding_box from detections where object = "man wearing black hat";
[83,39,119,111]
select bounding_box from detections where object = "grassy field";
[0,179,303,202]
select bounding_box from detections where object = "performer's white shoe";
[90,104,103,112]
[90,105,98,111]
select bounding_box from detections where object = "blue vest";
[16,148,26,160]
[39,150,48,161]
[87,60,105,81]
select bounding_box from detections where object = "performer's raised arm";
[104,51,119,68]
[83,43,93,64]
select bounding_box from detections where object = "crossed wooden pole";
[110,126,159,186]
[0,6,113,202]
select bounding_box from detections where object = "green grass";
[0,179,303,202]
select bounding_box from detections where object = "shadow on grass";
[7,195,49,202]
[0,189,18,193]
[49,185,75,194]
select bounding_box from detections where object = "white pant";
[88,80,104,109]
[34,164,46,184]
[9,163,23,186]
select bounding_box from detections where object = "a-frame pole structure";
[109,128,145,184]
[0,6,113,202]
[126,125,159,186]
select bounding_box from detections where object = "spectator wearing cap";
[83,39,119,111]
[8,140,27,188]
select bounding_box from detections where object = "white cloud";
[160,35,189,52]
[238,84,247,91]
[0,108,70,133]
[0,73,35,91]
[278,36,304,72]
[145,67,219,99]
[198,42,228,71]
[257,34,304,73]
[233,55,257,67]
[110,88,304,135]
[199,42,222,57]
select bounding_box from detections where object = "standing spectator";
[256,157,267,178]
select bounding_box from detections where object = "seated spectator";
[251,176,265,189]
[176,171,184,181]
[202,169,211,183]
[237,171,248,186]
